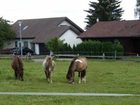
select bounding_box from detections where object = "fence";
[0,51,140,60]
[53,51,122,59]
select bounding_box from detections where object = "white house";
[9,17,83,55]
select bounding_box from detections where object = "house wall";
[17,39,33,49]
[59,30,82,48]
[4,39,33,49]
[35,44,40,55]
[3,41,15,49]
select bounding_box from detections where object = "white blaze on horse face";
[75,59,83,63]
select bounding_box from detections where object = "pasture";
[0,58,140,105]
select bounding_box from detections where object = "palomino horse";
[11,55,24,81]
[66,56,87,84]
[42,56,55,83]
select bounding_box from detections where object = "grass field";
[0,58,140,105]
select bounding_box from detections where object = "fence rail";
[1,53,140,61]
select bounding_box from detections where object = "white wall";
[35,43,40,55]
[4,39,33,49]
[59,29,82,48]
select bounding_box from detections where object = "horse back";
[11,56,23,71]
[74,57,87,71]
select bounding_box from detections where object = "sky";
[0,0,137,29]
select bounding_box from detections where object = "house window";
[15,41,18,47]
[24,41,28,48]
[19,42,21,48]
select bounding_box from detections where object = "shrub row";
[47,38,124,56]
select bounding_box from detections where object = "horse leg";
[20,70,24,81]
[78,72,82,84]
[14,69,21,80]
[45,70,48,80]
[71,71,75,84]
[14,70,18,80]
[49,71,52,83]
[81,70,86,83]
[45,70,51,83]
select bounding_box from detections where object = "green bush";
[113,40,124,56]
[102,41,114,56]
[46,38,124,56]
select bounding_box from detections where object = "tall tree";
[85,0,124,29]
[135,0,140,19]
[0,17,16,48]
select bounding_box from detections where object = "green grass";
[0,58,140,105]
[0,96,140,105]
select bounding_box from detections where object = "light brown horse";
[66,56,87,84]
[11,55,24,81]
[42,56,55,83]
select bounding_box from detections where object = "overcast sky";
[0,0,137,29]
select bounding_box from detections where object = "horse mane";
[47,57,52,65]
[43,56,55,70]
[45,57,52,69]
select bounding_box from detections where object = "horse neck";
[46,58,53,66]
[69,57,77,68]
[66,58,77,79]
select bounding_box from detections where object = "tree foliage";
[135,0,140,19]
[85,0,124,29]
[0,17,16,48]
[46,37,72,53]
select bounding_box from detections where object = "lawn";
[0,58,140,105]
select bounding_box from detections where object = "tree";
[46,37,64,52]
[135,0,140,19]
[0,17,16,48]
[85,0,124,29]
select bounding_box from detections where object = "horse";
[11,55,24,81]
[42,56,55,83]
[66,56,87,84]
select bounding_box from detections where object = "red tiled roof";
[79,20,140,38]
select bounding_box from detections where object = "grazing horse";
[42,56,55,83]
[11,55,24,81]
[66,56,87,84]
